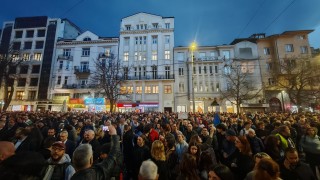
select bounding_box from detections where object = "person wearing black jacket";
[71,125,121,180]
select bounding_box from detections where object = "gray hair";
[139,159,158,180]
[73,144,93,170]
[60,130,68,136]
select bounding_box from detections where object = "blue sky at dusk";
[1,0,319,47]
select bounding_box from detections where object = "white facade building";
[51,31,119,111]
[118,13,175,112]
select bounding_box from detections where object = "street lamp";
[281,90,285,112]
[190,41,197,114]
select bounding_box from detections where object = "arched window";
[83,37,91,41]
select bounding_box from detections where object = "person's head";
[187,123,193,131]
[42,136,56,149]
[171,123,177,131]
[247,129,256,138]
[234,136,252,156]
[201,127,209,136]
[278,125,291,137]
[208,164,234,180]
[151,140,166,161]
[243,121,251,129]
[188,142,200,157]
[84,129,95,141]
[15,127,29,139]
[99,143,111,160]
[284,147,300,170]
[73,144,93,171]
[138,160,158,180]
[50,141,66,163]
[47,128,56,137]
[265,135,280,148]
[180,153,199,178]
[137,136,146,147]
[164,133,175,149]
[0,121,6,129]
[254,158,280,180]
[306,127,317,137]
[216,123,227,133]
[0,141,15,162]
[189,134,202,144]
[225,129,236,141]
[257,121,265,130]
[176,131,185,143]
[253,152,271,168]
[59,130,68,142]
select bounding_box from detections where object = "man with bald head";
[0,141,15,162]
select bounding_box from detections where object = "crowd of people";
[0,110,319,180]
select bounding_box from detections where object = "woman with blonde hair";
[151,140,169,180]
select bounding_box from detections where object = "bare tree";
[0,46,23,111]
[269,57,320,112]
[219,61,262,116]
[90,54,128,112]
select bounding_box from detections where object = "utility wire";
[263,0,297,32]
[60,0,86,17]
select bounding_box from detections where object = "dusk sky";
[1,0,319,48]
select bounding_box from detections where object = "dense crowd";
[0,111,319,180]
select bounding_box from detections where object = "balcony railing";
[74,66,90,76]
[62,84,97,89]
[125,74,175,80]
[58,55,73,61]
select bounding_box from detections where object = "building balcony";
[58,55,73,61]
[62,84,96,89]
[125,74,175,80]
[74,66,90,77]
[188,56,225,62]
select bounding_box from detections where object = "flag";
[213,113,221,126]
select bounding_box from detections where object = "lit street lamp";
[190,41,197,114]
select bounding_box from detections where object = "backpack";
[44,162,72,180]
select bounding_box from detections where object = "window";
[134,52,138,61]
[17,78,26,87]
[12,54,19,61]
[123,67,129,80]
[209,66,213,74]
[143,66,146,77]
[152,66,157,79]
[145,86,152,93]
[64,76,68,85]
[34,53,42,61]
[28,91,36,100]
[198,66,202,74]
[193,66,196,74]
[80,62,89,71]
[63,49,71,56]
[179,67,184,76]
[297,35,306,40]
[35,41,44,49]
[66,61,70,70]
[134,67,137,77]
[216,83,220,92]
[143,36,146,44]
[215,66,218,73]
[136,86,142,94]
[152,23,158,29]
[135,37,138,45]
[31,65,40,73]
[15,31,23,38]
[139,37,142,44]
[22,53,30,61]
[24,41,32,49]
[125,25,131,30]
[165,35,170,44]
[165,23,170,29]
[26,30,34,38]
[165,66,170,79]
[29,78,38,86]
[204,66,207,74]
[285,44,294,52]
[82,48,90,56]
[123,52,129,61]
[164,85,172,94]
[152,51,157,60]
[176,52,184,61]
[300,46,308,54]
[179,83,184,93]
[59,61,63,69]
[152,86,159,93]
[13,42,21,50]
[165,50,170,60]
[124,37,130,46]
[20,66,29,74]
[264,47,270,55]
[83,37,91,41]
[152,36,158,44]
[210,51,217,58]
[57,76,61,85]
[222,50,230,59]
[127,86,133,93]
[16,91,24,100]
[211,82,214,92]
[37,29,46,37]
[9,66,16,74]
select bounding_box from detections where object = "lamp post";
[281,90,285,112]
[190,41,197,114]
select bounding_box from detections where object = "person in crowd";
[175,131,188,162]
[177,153,200,180]
[187,142,201,164]
[247,129,264,155]
[123,124,134,179]
[0,117,18,141]
[275,125,296,157]
[39,136,56,159]
[199,151,214,179]
[59,130,76,159]
[138,159,159,180]
[254,158,281,180]
[71,125,121,180]
[43,141,75,180]
[144,123,159,144]
[279,147,315,180]
[13,127,37,153]
[132,135,151,180]
[79,129,101,162]
[47,127,57,140]
[0,141,15,163]
[221,129,237,166]
[208,164,234,180]
[229,136,254,180]
[255,121,269,141]
[184,123,197,143]
[264,135,281,162]
[165,133,179,180]
[239,121,254,136]
[245,152,271,180]
[300,126,320,177]
[150,140,169,180]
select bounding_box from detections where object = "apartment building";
[50,31,119,111]
[0,16,81,111]
[118,13,175,112]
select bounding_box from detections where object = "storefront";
[116,102,159,112]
